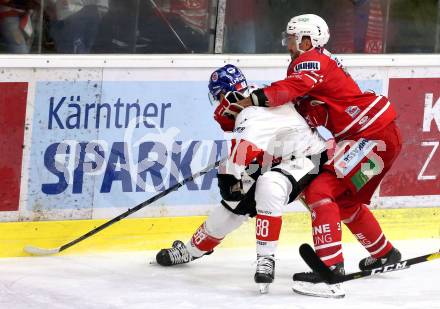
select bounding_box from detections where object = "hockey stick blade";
[299,243,336,283]
[24,245,61,256]
[299,243,440,284]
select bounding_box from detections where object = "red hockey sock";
[190,223,223,252]
[310,200,343,266]
[256,214,282,256]
[343,204,393,258]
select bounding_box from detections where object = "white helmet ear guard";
[283,14,330,51]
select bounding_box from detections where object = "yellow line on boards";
[0,207,438,258]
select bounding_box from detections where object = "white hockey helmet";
[282,14,330,51]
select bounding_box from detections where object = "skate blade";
[259,283,270,294]
[292,281,345,299]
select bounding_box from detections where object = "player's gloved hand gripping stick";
[24,157,226,256]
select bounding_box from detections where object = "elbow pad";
[250,88,269,107]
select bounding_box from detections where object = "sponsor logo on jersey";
[335,138,377,176]
[233,126,246,133]
[331,55,343,68]
[294,61,320,72]
[351,159,378,191]
[345,105,361,118]
[236,118,248,127]
[358,115,369,126]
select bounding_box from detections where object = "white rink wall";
[0,54,439,222]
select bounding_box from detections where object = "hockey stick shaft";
[59,157,224,252]
[29,157,225,255]
[299,243,440,284]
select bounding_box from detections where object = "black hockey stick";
[299,243,440,284]
[24,158,225,256]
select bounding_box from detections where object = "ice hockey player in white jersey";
[156,64,327,294]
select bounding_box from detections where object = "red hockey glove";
[213,91,245,132]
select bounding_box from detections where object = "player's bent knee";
[205,206,248,239]
[255,171,292,215]
[341,203,366,224]
[304,184,335,207]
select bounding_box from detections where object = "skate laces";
[256,256,274,274]
[363,256,378,266]
[168,243,191,265]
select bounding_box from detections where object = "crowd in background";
[0,0,438,54]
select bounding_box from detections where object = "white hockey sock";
[254,171,292,256]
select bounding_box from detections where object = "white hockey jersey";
[221,103,327,181]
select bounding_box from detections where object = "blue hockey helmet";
[208,64,249,105]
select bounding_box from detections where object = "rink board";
[1,207,438,258]
[0,55,439,223]
[0,55,439,258]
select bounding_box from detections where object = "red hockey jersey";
[262,48,396,141]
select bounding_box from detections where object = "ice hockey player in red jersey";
[156,64,328,294]
[234,14,402,297]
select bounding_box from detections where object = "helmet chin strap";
[295,37,315,55]
[287,32,315,59]
[289,40,305,60]
[290,50,301,60]
[295,34,305,53]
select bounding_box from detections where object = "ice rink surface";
[0,239,438,309]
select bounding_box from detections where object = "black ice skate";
[254,255,275,294]
[156,240,194,266]
[292,263,345,298]
[358,247,402,271]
